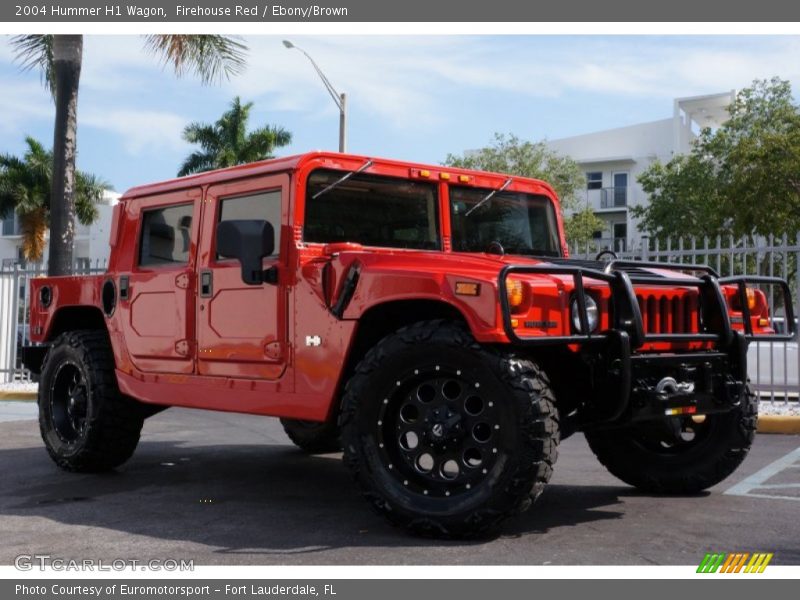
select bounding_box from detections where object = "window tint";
[139,204,193,267]
[586,171,602,190]
[218,190,282,258]
[304,169,440,250]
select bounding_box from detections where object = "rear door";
[195,174,289,380]
[119,189,201,374]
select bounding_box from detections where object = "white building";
[546,91,734,250]
[0,190,120,271]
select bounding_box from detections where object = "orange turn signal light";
[506,278,527,309]
[455,281,480,296]
[745,287,757,310]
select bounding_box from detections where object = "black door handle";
[119,275,130,300]
[200,270,213,298]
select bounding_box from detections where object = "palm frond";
[182,123,221,152]
[143,35,247,85]
[242,126,293,161]
[0,136,107,233]
[178,97,292,174]
[74,172,107,225]
[178,151,217,177]
[10,35,55,94]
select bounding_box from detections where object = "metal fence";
[571,234,800,403]
[1,238,798,405]
[0,260,107,384]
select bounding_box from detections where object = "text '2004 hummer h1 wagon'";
[23,152,797,537]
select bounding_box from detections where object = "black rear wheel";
[340,320,559,538]
[584,385,757,493]
[39,330,144,472]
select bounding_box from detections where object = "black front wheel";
[584,385,757,493]
[340,320,559,538]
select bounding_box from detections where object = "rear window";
[304,169,440,250]
[139,204,193,266]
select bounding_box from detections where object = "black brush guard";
[497,261,797,427]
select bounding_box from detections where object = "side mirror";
[216,219,275,285]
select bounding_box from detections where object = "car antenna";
[464,177,513,217]
[312,159,374,200]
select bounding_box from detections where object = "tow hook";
[655,376,695,400]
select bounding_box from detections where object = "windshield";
[449,186,561,257]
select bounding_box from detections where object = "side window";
[139,204,194,267]
[217,190,282,258]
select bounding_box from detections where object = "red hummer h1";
[23,152,796,537]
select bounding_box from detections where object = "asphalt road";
[1,402,799,565]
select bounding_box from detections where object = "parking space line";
[724,447,800,500]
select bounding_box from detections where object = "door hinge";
[175,339,193,357]
[175,273,190,289]
[264,341,283,360]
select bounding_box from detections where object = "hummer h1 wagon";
[23,152,796,537]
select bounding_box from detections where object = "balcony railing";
[599,186,628,209]
[584,186,629,210]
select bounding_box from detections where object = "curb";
[758,415,800,435]
[0,392,37,401]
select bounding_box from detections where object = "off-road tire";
[584,385,757,493]
[38,330,144,472]
[340,320,559,538]
[280,418,341,453]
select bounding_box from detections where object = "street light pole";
[338,92,346,154]
[283,40,347,153]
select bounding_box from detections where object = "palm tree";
[10,35,247,276]
[179,97,292,176]
[0,137,106,263]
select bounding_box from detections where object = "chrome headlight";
[571,296,599,333]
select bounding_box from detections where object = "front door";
[196,175,289,380]
[120,189,201,374]
[613,222,627,251]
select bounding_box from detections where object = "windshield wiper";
[312,159,374,200]
[464,177,513,217]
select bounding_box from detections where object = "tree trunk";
[47,35,83,276]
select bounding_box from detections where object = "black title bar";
[4,0,800,22]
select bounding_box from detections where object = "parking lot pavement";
[1,404,799,566]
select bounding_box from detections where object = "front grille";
[636,291,700,334]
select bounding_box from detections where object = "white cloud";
[0,79,52,136]
[80,107,190,155]
[216,36,800,131]
[4,35,800,146]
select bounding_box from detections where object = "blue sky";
[2,35,800,193]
